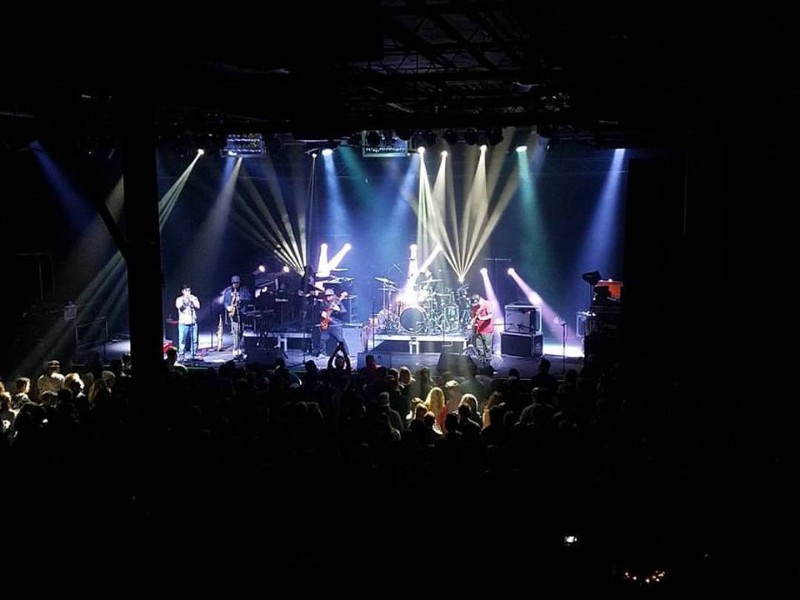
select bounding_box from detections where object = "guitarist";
[315,288,349,358]
[223,275,252,360]
[469,293,494,367]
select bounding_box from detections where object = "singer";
[175,283,200,361]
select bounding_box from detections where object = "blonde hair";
[459,393,478,416]
[424,386,446,415]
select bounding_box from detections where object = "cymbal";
[329,267,348,272]
[425,278,442,283]
[378,286,397,291]
[374,276,395,285]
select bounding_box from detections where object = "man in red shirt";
[469,293,494,367]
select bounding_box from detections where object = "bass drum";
[400,306,427,333]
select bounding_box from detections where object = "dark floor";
[85,327,585,378]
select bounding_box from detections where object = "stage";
[83,325,585,378]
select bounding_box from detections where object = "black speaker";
[356,352,420,370]
[436,352,478,376]
[245,347,282,365]
[501,333,544,358]
[244,333,261,352]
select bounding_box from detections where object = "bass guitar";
[320,291,348,331]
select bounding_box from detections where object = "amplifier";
[504,304,541,334]
[501,332,544,358]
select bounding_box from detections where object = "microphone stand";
[558,319,567,374]
[371,299,376,352]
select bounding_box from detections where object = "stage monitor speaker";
[436,352,478,377]
[356,352,421,370]
[342,325,364,355]
[501,332,544,358]
[504,304,540,334]
[245,334,287,354]
[245,347,283,366]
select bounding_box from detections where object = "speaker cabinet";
[436,352,479,376]
[342,325,364,355]
[356,352,422,370]
[245,347,283,366]
[501,332,544,358]
[504,304,541,334]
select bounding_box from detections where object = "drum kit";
[369,275,465,334]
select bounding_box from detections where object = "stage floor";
[85,328,585,378]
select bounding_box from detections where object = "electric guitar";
[470,306,491,333]
[320,291,348,331]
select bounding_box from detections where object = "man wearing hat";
[314,288,349,358]
[37,359,65,399]
[469,293,494,368]
[223,275,252,360]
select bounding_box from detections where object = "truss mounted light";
[223,133,266,157]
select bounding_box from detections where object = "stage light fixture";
[487,128,504,146]
[366,130,382,148]
[581,271,602,286]
[421,130,437,147]
[464,128,479,145]
[443,129,459,145]
[223,133,266,157]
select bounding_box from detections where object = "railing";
[74,317,109,351]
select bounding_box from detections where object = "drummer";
[414,269,436,304]
[415,269,435,291]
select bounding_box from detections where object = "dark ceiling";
[1,2,794,151]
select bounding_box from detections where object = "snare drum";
[400,306,427,333]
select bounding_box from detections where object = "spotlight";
[196,148,205,156]
[487,128,504,146]
[421,130,437,147]
[582,271,602,286]
[538,124,554,137]
[464,128,479,145]
[366,130,382,148]
[443,129,459,145]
